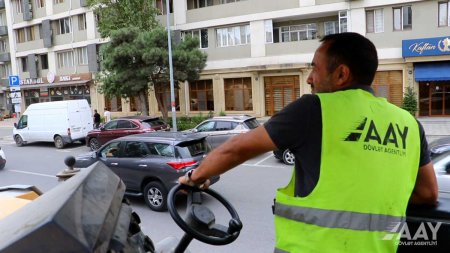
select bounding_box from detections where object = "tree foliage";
[87,0,159,37]
[402,86,418,117]
[99,27,207,119]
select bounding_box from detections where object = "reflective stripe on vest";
[274,202,404,232]
[274,248,289,253]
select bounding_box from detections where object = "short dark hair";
[320,32,378,86]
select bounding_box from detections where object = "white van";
[13,99,93,148]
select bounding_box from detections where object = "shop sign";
[403,36,450,57]
[20,78,44,85]
[11,98,21,104]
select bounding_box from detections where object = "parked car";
[185,115,260,149]
[86,116,170,150]
[13,99,93,149]
[429,136,450,158]
[431,150,450,198]
[0,146,6,170]
[75,132,218,211]
[273,149,295,165]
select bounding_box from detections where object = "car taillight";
[167,160,198,170]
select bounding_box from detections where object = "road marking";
[254,153,275,165]
[8,169,55,178]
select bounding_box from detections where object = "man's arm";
[409,162,438,205]
[180,125,277,185]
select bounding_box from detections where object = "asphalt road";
[0,128,293,253]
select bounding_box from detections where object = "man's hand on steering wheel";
[178,169,211,190]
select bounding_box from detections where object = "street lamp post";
[165,0,177,132]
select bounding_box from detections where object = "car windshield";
[244,118,260,129]
[176,139,209,158]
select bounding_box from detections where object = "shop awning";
[414,62,450,81]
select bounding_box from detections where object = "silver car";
[431,151,450,198]
[187,115,260,149]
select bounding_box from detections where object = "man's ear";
[334,64,352,87]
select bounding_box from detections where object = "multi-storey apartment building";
[3,0,450,118]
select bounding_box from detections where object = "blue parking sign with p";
[9,75,20,86]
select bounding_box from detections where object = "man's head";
[307,32,378,93]
[104,107,108,111]
[94,109,97,113]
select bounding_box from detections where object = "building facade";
[2,0,450,118]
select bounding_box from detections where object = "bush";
[402,87,418,117]
[167,114,212,131]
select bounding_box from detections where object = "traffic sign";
[9,76,20,86]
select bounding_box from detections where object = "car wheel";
[144,181,168,212]
[89,138,100,151]
[54,135,65,149]
[282,149,295,165]
[14,135,24,147]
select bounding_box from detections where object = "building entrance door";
[264,75,300,116]
[419,82,450,116]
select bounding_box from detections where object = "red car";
[86,116,170,150]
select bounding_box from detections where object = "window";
[16,28,26,43]
[105,96,122,112]
[20,57,28,72]
[265,20,273,43]
[124,142,148,158]
[339,11,348,33]
[154,0,173,15]
[366,9,384,33]
[77,47,88,65]
[78,14,87,30]
[216,25,250,47]
[0,64,11,79]
[0,13,5,26]
[189,80,214,111]
[58,17,72,35]
[224,77,253,111]
[156,87,180,111]
[40,54,48,69]
[393,6,412,31]
[324,21,339,36]
[35,0,45,8]
[130,96,148,112]
[220,0,246,3]
[54,0,64,4]
[0,40,7,53]
[439,1,450,27]
[280,24,317,42]
[15,0,23,13]
[182,29,208,48]
[26,27,35,41]
[187,0,213,9]
[57,51,74,68]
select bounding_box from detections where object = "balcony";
[0,26,7,36]
[0,52,10,62]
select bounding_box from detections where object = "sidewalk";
[0,118,17,129]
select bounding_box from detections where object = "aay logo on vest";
[344,117,408,157]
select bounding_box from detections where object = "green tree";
[401,86,418,117]
[87,0,159,37]
[99,27,207,119]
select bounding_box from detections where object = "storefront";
[19,73,92,109]
[402,36,450,117]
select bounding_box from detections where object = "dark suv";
[86,116,170,150]
[75,132,218,211]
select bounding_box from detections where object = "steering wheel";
[167,184,243,246]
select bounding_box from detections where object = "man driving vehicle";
[179,32,438,252]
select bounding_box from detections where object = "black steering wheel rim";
[167,184,242,245]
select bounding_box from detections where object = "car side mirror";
[92,152,98,158]
[445,163,450,174]
[100,126,105,131]
[14,123,17,129]
[192,129,198,133]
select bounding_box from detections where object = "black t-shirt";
[94,113,101,123]
[264,90,431,197]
